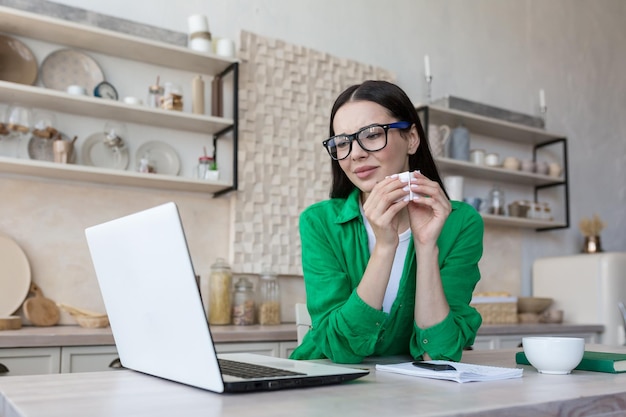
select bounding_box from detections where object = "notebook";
[84,202,368,393]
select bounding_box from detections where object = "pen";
[412,361,456,371]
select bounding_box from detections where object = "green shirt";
[289,188,483,363]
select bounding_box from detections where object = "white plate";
[81,132,130,170]
[0,235,32,316]
[40,49,105,94]
[135,141,181,176]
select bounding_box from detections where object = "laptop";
[84,202,368,393]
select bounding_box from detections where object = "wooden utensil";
[22,283,60,326]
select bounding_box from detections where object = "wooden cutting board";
[22,283,60,326]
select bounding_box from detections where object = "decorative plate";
[0,234,32,316]
[40,49,105,94]
[81,132,130,170]
[135,141,181,176]
[0,34,38,85]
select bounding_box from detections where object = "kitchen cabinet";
[0,347,60,375]
[472,331,599,350]
[417,105,569,231]
[0,346,120,376]
[214,341,298,359]
[0,6,238,196]
[0,341,298,376]
[59,345,121,373]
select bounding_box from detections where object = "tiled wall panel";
[234,31,394,275]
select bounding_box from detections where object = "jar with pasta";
[232,277,256,325]
[257,269,281,325]
[208,258,232,325]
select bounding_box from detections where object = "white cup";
[485,152,500,167]
[469,149,485,165]
[123,96,143,106]
[188,14,209,33]
[216,38,236,57]
[66,85,87,96]
[443,175,464,201]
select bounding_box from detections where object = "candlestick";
[424,55,433,103]
[539,89,547,124]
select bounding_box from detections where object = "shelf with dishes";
[0,156,230,193]
[435,157,564,186]
[417,104,569,231]
[0,5,237,75]
[0,5,239,196]
[0,81,234,135]
[480,213,566,229]
[417,103,563,144]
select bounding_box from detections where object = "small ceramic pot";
[485,152,500,167]
[521,160,535,173]
[503,157,521,171]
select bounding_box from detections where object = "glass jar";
[232,277,256,325]
[487,185,506,215]
[197,155,215,179]
[208,258,232,325]
[147,82,164,109]
[258,270,281,325]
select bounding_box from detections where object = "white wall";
[20,0,626,292]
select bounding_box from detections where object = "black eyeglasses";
[322,121,411,161]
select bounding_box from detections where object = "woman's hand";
[361,175,410,247]
[405,171,451,245]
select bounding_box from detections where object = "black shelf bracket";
[533,137,569,231]
[213,62,239,198]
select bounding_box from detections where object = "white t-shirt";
[360,206,411,313]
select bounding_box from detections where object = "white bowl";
[522,336,585,375]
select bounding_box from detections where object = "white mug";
[216,38,236,57]
[443,175,464,201]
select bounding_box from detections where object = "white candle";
[424,55,431,78]
[539,89,546,108]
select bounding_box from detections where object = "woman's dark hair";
[327,80,447,199]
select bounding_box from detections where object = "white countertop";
[2,347,626,417]
[0,323,604,348]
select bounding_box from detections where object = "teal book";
[516,351,626,374]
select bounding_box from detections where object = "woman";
[290,80,483,364]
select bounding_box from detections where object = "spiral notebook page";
[376,360,523,383]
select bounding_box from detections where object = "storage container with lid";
[208,257,232,325]
[232,277,256,325]
[258,269,281,325]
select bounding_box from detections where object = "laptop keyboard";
[218,359,306,379]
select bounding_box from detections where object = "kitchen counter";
[0,324,298,348]
[2,347,626,417]
[0,323,604,348]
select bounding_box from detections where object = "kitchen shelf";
[0,6,239,196]
[0,6,237,75]
[0,157,230,193]
[417,105,569,231]
[435,157,565,186]
[0,81,234,135]
[481,213,565,229]
[417,104,564,144]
